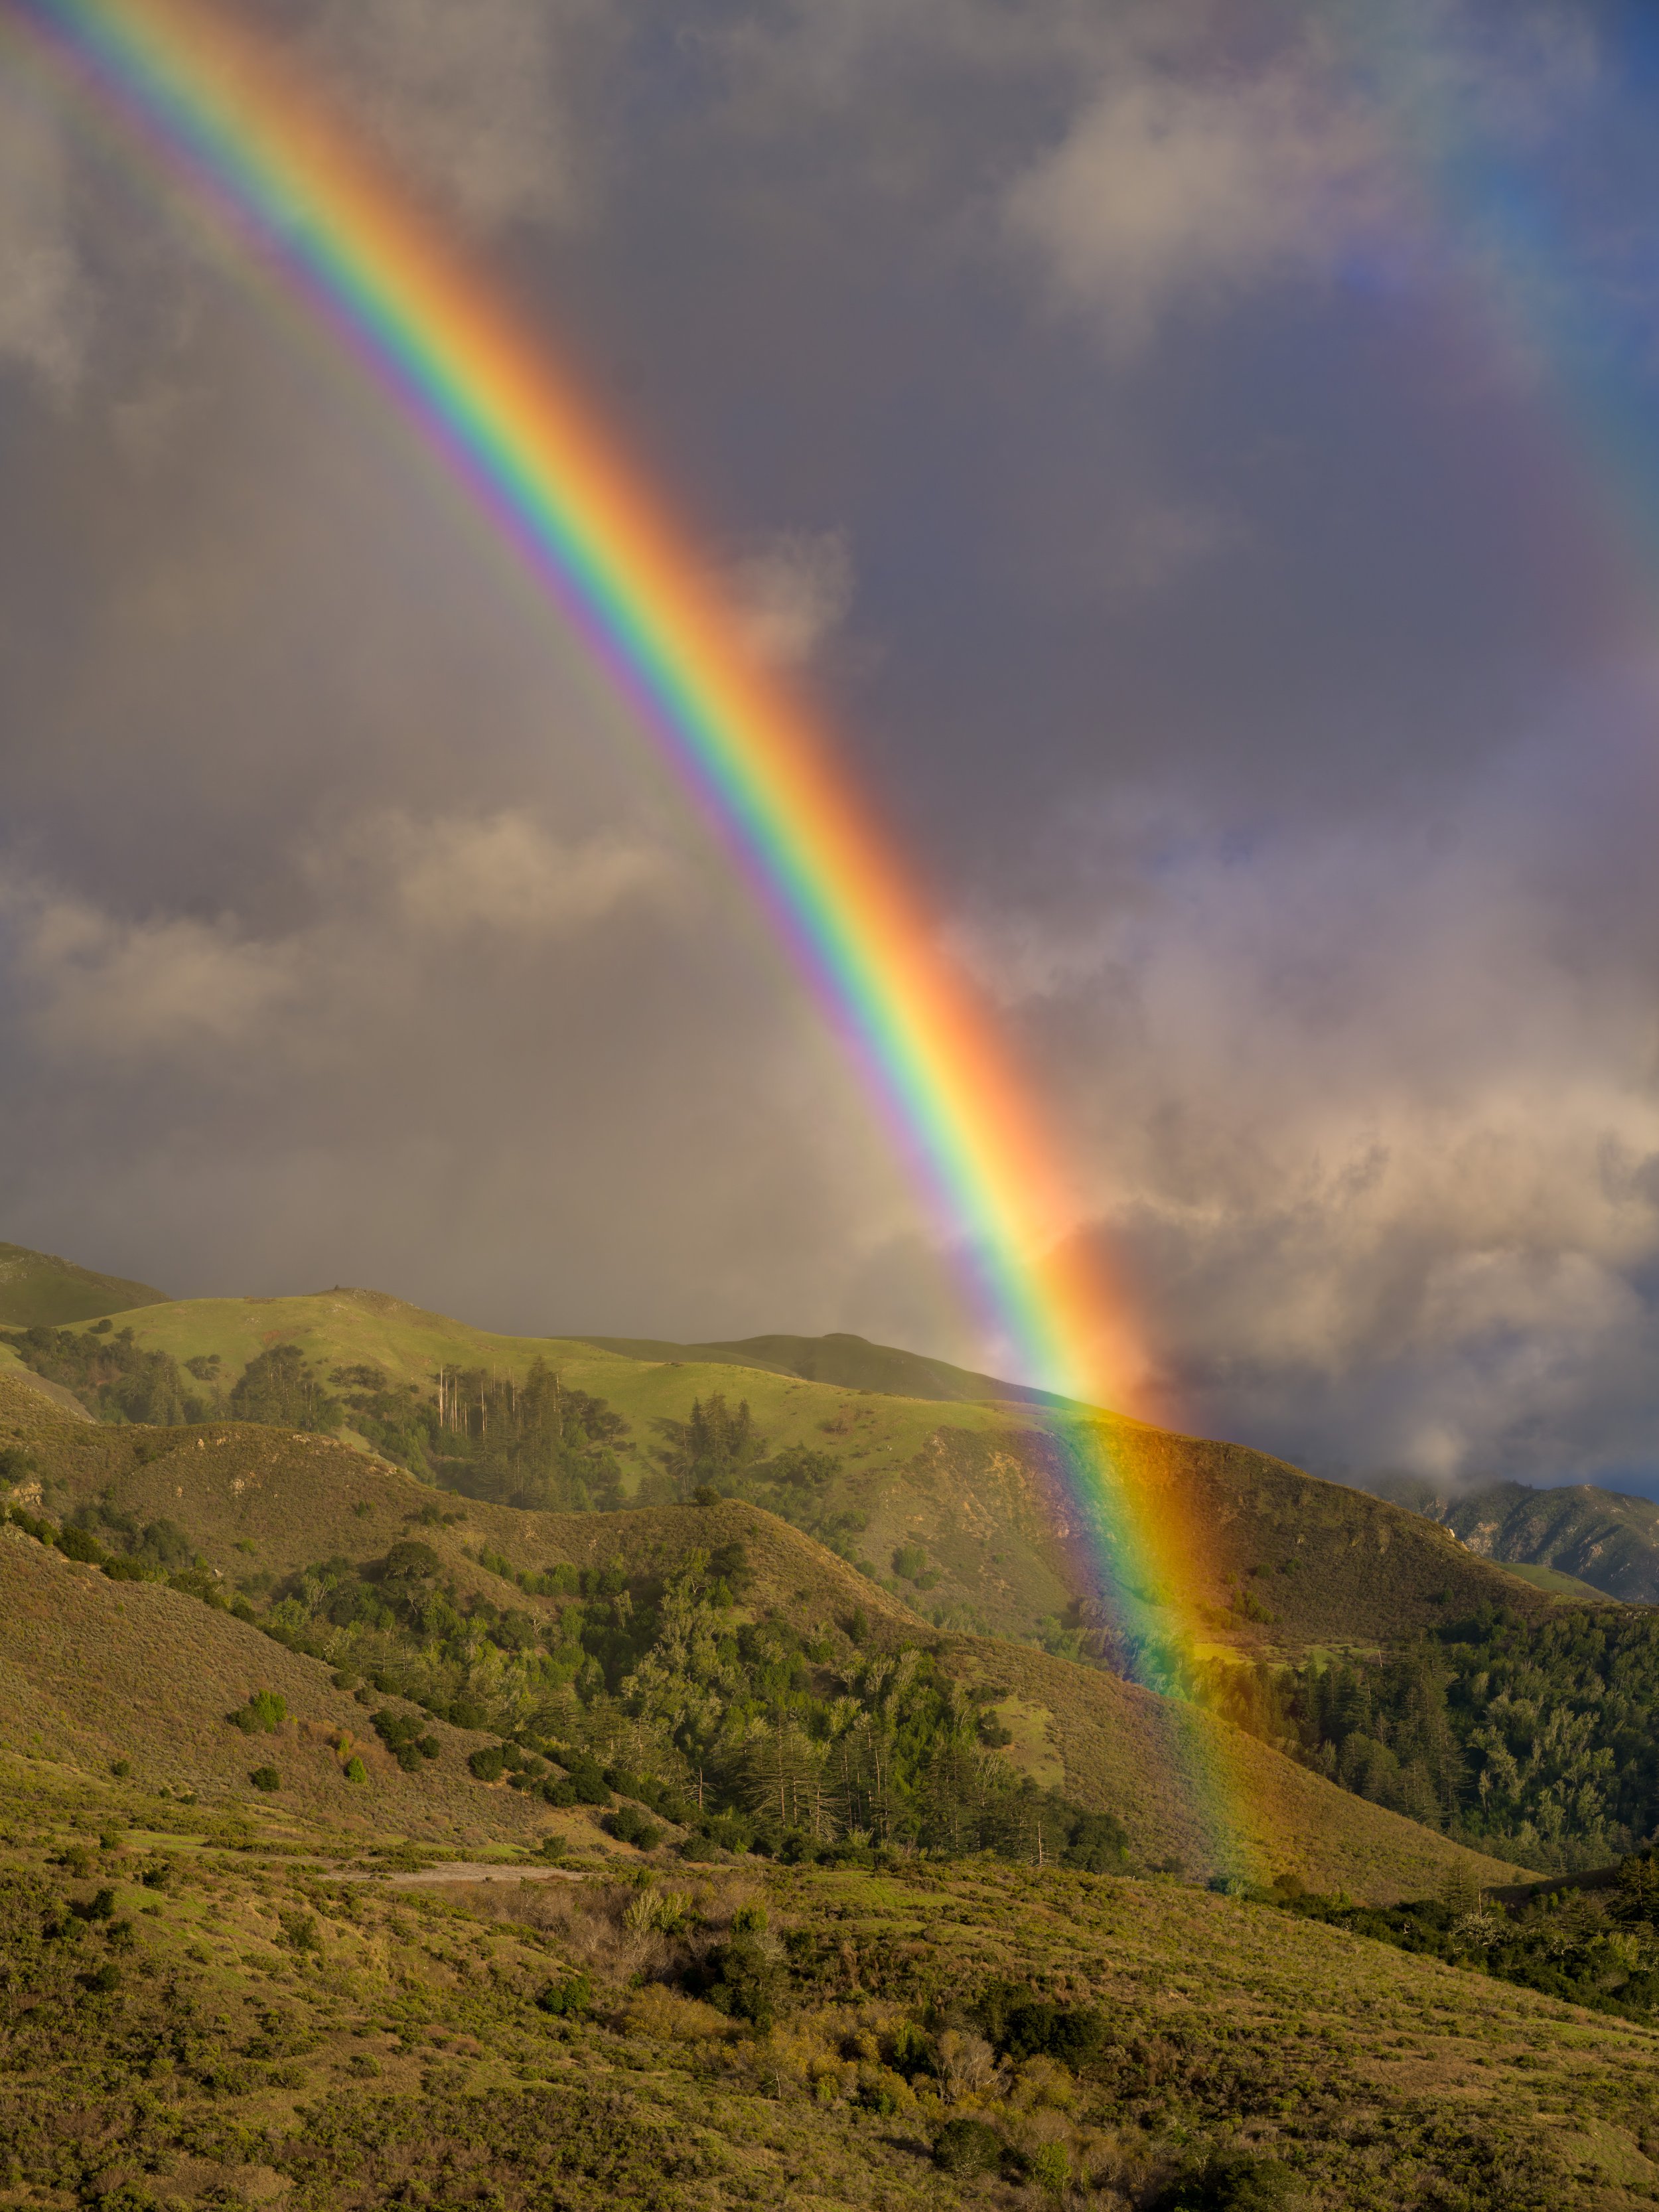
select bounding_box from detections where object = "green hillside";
[3,1287,1553,1659]
[1372,1473,1659,1604]
[10,1321,1659,2205]
[3,1763,1655,2211]
[1499,1561,1616,1602]
[577,1327,1076,1406]
[0,1240,167,1327]
[0,1370,1522,1901]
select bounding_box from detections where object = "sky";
[5,0,1659,1493]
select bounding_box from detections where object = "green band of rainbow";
[7,0,1229,1725]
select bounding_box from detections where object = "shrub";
[103,1558,151,1583]
[1153,2154,1301,2211]
[109,1759,131,1779]
[537,1971,593,2018]
[343,1756,368,1784]
[469,1746,508,1783]
[1031,2142,1070,2195]
[933,2118,1003,2175]
[697,1935,780,2031]
[56,1524,107,1564]
[250,1765,281,1792]
[1063,1808,1129,1872]
[370,1709,441,1770]
[228,1691,287,1735]
[80,1962,121,1995]
[605,1805,663,1852]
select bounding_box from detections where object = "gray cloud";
[3,0,1658,1497]
[300,0,615,231]
[0,74,90,392]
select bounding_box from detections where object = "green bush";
[469,1746,507,1783]
[1154,2154,1300,2211]
[343,1756,368,1784]
[604,1805,662,1852]
[228,1691,287,1735]
[536,1971,593,2018]
[933,2118,1003,2174]
[249,1765,281,1791]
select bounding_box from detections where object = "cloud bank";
[2,0,1657,1494]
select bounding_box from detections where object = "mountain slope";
[0,1372,1525,1901]
[0,1784,1648,2211]
[1371,1473,1659,1603]
[576,1327,1076,1406]
[0,1240,167,1327]
[7,1288,1557,1655]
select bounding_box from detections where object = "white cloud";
[378,812,666,936]
[720,529,855,670]
[9,892,299,1058]
[3,810,668,1067]
[1005,52,1395,358]
[951,776,1659,1479]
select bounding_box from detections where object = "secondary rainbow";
[5,0,1230,1751]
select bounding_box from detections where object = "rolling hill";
[0,1368,1523,1899]
[1370,1473,1659,1604]
[0,1240,167,1327]
[576,1327,1077,1406]
[1,1278,1556,1657]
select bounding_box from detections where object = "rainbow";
[5,0,1232,1786]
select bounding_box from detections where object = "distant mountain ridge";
[1368,1472,1659,1604]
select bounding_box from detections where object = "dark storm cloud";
[3,0,1659,1489]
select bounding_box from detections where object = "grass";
[1500,1564,1618,1602]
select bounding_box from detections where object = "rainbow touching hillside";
[3,0,1232,1708]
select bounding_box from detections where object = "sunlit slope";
[0,1532,540,1844]
[0,1791,1646,2209]
[19,1290,1553,1650]
[577,1327,1074,1406]
[0,1240,168,1327]
[1,1373,1527,1901]
[939,1637,1525,1899]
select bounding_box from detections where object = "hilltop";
[0,1240,167,1327]
[1371,1472,1659,1605]
[1,1278,1553,1658]
[577,1327,1076,1406]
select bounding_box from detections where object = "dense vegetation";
[1270,1853,1659,2030]
[1198,1606,1659,1871]
[255,1533,1123,1870]
[1,1793,1654,2212]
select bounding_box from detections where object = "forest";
[1197,1607,1659,1870]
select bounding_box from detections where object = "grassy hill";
[0,1371,1523,1902]
[1372,1473,1659,1605]
[577,1327,1076,1406]
[0,1755,1656,2209]
[0,1240,167,1327]
[4,1286,1553,1658]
